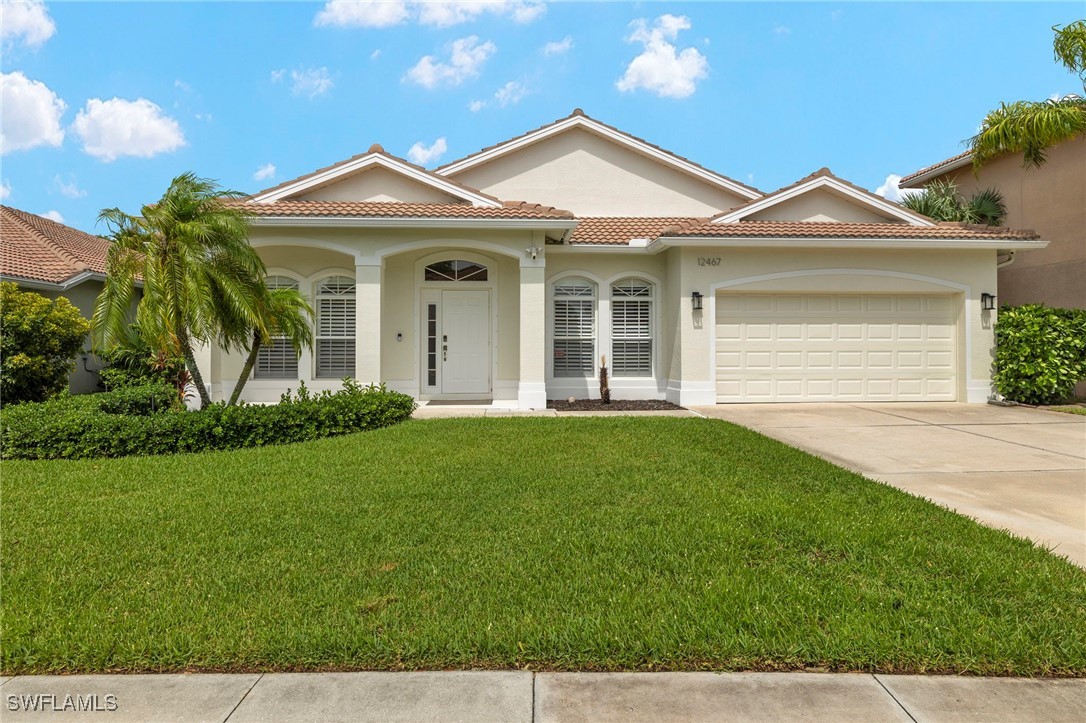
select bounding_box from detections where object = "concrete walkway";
[2,672,1083,722]
[692,403,1086,566]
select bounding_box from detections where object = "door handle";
[442,345,447,362]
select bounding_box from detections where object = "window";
[424,260,488,282]
[315,275,356,378]
[254,275,302,379]
[553,278,595,377]
[611,279,653,377]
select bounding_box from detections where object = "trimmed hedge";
[994,304,1086,404]
[1,381,416,460]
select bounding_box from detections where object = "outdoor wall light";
[691,291,704,311]
[526,245,540,260]
[981,292,996,311]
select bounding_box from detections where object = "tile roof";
[900,150,973,185]
[568,217,700,245]
[436,108,764,198]
[661,219,1040,240]
[237,200,575,220]
[1,205,112,284]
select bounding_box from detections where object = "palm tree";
[970,21,1086,169]
[901,179,1008,226]
[93,173,266,409]
[227,287,314,406]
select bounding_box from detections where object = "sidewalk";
[2,671,1083,722]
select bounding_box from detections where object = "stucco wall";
[37,280,105,394]
[448,127,750,216]
[930,137,1085,309]
[295,166,462,203]
[745,188,900,223]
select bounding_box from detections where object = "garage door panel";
[716,293,957,402]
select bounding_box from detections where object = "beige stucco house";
[202,110,1047,408]
[900,136,1085,310]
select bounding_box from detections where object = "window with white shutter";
[553,278,595,377]
[611,279,652,377]
[255,276,302,379]
[315,275,356,378]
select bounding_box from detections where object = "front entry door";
[438,290,490,394]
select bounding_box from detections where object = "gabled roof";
[0,205,112,286]
[567,217,700,246]
[711,168,936,226]
[661,219,1040,241]
[900,150,973,188]
[236,200,574,220]
[250,144,503,207]
[436,109,763,201]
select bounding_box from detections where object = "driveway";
[692,403,1086,567]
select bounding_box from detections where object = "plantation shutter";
[611,279,652,377]
[316,276,356,378]
[553,279,595,377]
[255,276,301,379]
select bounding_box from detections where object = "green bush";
[0,380,416,460]
[994,304,1086,404]
[0,282,90,404]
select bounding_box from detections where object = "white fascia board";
[651,236,1049,251]
[437,116,762,201]
[249,216,578,230]
[712,175,935,227]
[900,155,973,188]
[548,244,649,254]
[251,154,502,207]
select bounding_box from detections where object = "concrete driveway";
[692,403,1086,566]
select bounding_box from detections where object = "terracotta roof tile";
[237,200,575,220]
[1,205,112,284]
[661,219,1040,240]
[900,150,973,185]
[568,217,701,245]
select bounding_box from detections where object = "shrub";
[0,282,90,404]
[0,380,416,460]
[994,304,1086,404]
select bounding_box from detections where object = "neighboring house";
[203,109,1046,408]
[0,205,114,394]
[900,136,1085,310]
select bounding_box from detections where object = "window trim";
[609,277,654,379]
[254,274,304,380]
[548,273,601,380]
[313,272,357,379]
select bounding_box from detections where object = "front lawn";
[3,418,1084,675]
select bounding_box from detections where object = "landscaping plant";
[599,354,611,404]
[0,282,89,404]
[993,304,1086,404]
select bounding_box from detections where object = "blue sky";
[1,1,1080,232]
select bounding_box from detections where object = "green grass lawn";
[3,417,1085,676]
[1048,405,1086,416]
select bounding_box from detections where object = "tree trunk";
[179,332,212,409]
[229,332,261,407]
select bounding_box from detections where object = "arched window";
[424,259,488,281]
[254,275,301,379]
[315,275,356,378]
[611,278,653,377]
[553,277,596,377]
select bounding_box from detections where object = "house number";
[697,257,721,267]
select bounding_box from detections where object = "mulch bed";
[547,399,685,411]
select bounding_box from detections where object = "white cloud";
[370,48,381,60]
[0,179,10,200]
[174,79,192,91]
[875,173,921,203]
[273,67,334,98]
[468,99,486,112]
[542,35,573,56]
[616,14,709,99]
[494,80,527,107]
[405,36,496,89]
[0,71,65,153]
[72,97,185,162]
[41,209,64,223]
[253,163,277,181]
[406,137,447,166]
[773,25,791,36]
[1,0,56,49]
[53,174,86,199]
[314,1,544,28]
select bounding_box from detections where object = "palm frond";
[970,97,1086,168]
[1052,20,1086,80]
[964,188,1007,227]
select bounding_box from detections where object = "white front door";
[439,290,490,395]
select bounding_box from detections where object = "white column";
[518,258,547,409]
[355,258,382,385]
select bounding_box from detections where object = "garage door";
[715,293,957,402]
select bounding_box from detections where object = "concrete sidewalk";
[2,672,1084,722]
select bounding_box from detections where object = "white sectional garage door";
[715,293,957,402]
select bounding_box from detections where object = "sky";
[1,1,1081,233]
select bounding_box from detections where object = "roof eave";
[649,236,1048,251]
[249,216,578,230]
[900,154,974,188]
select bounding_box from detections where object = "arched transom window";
[316,275,356,378]
[611,278,653,377]
[255,275,302,379]
[552,277,596,377]
[424,259,488,282]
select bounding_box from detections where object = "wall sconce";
[526,245,540,260]
[691,291,704,311]
[981,292,996,311]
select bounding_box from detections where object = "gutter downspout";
[997,251,1016,269]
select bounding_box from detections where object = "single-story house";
[200,109,1047,408]
[0,205,117,394]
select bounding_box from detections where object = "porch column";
[518,256,547,409]
[355,257,382,385]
